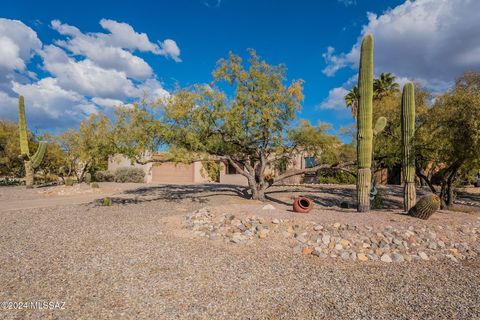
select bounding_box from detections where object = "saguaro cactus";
[18,96,47,188]
[356,34,374,212]
[401,83,416,211]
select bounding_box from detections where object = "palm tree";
[373,72,399,99]
[344,85,359,117]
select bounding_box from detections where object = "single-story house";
[108,153,309,185]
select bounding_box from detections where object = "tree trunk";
[247,178,266,201]
[357,168,371,212]
[24,160,34,188]
[403,182,416,212]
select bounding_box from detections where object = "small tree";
[160,51,350,200]
[58,114,113,182]
[415,72,480,208]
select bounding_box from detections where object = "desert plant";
[356,35,374,212]
[317,169,356,184]
[371,189,385,209]
[18,96,48,188]
[85,172,92,184]
[113,167,145,183]
[102,197,112,206]
[408,194,440,220]
[94,170,115,182]
[90,182,99,188]
[65,177,74,186]
[402,82,416,211]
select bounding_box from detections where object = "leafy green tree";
[112,101,165,164]
[118,50,351,200]
[58,114,114,182]
[0,119,23,177]
[415,72,480,208]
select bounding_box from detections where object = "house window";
[304,157,316,168]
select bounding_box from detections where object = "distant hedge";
[94,170,115,182]
[113,167,145,183]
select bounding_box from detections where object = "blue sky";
[1,0,479,140]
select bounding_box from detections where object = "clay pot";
[293,196,313,213]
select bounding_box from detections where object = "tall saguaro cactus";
[18,96,47,188]
[356,34,374,212]
[401,83,416,211]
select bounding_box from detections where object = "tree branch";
[270,161,355,186]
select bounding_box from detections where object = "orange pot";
[293,196,312,213]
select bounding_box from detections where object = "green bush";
[102,197,112,206]
[94,170,115,182]
[113,167,145,183]
[65,177,74,186]
[317,169,356,185]
[371,190,385,209]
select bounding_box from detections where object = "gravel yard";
[1,183,479,319]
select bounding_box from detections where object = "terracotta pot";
[293,196,312,213]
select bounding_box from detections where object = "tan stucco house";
[108,153,310,185]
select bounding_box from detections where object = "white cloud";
[0,18,177,128]
[98,19,161,53]
[91,97,124,108]
[0,18,41,78]
[51,19,181,76]
[318,87,349,110]
[0,90,17,120]
[40,45,137,99]
[158,39,182,62]
[323,0,480,91]
[11,77,98,127]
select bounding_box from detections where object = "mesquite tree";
[152,50,349,200]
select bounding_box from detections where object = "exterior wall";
[193,162,212,183]
[108,154,213,184]
[219,172,248,186]
[219,162,248,185]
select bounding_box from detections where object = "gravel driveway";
[0,184,479,319]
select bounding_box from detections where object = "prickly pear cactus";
[408,194,440,220]
[356,35,374,212]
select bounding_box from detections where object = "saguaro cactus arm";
[356,34,374,212]
[18,95,30,157]
[31,141,48,169]
[373,116,387,135]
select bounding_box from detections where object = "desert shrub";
[318,169,356,184]
[102,197,112,206]
[114,167,145,183]
[0,177,22,186]
[94,170,115,182]
[90,182,99,188]
[65,177,74,186]
[200,161,220,182]
[35,173,60,184]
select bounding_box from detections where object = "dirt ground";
[0,183,479,319]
